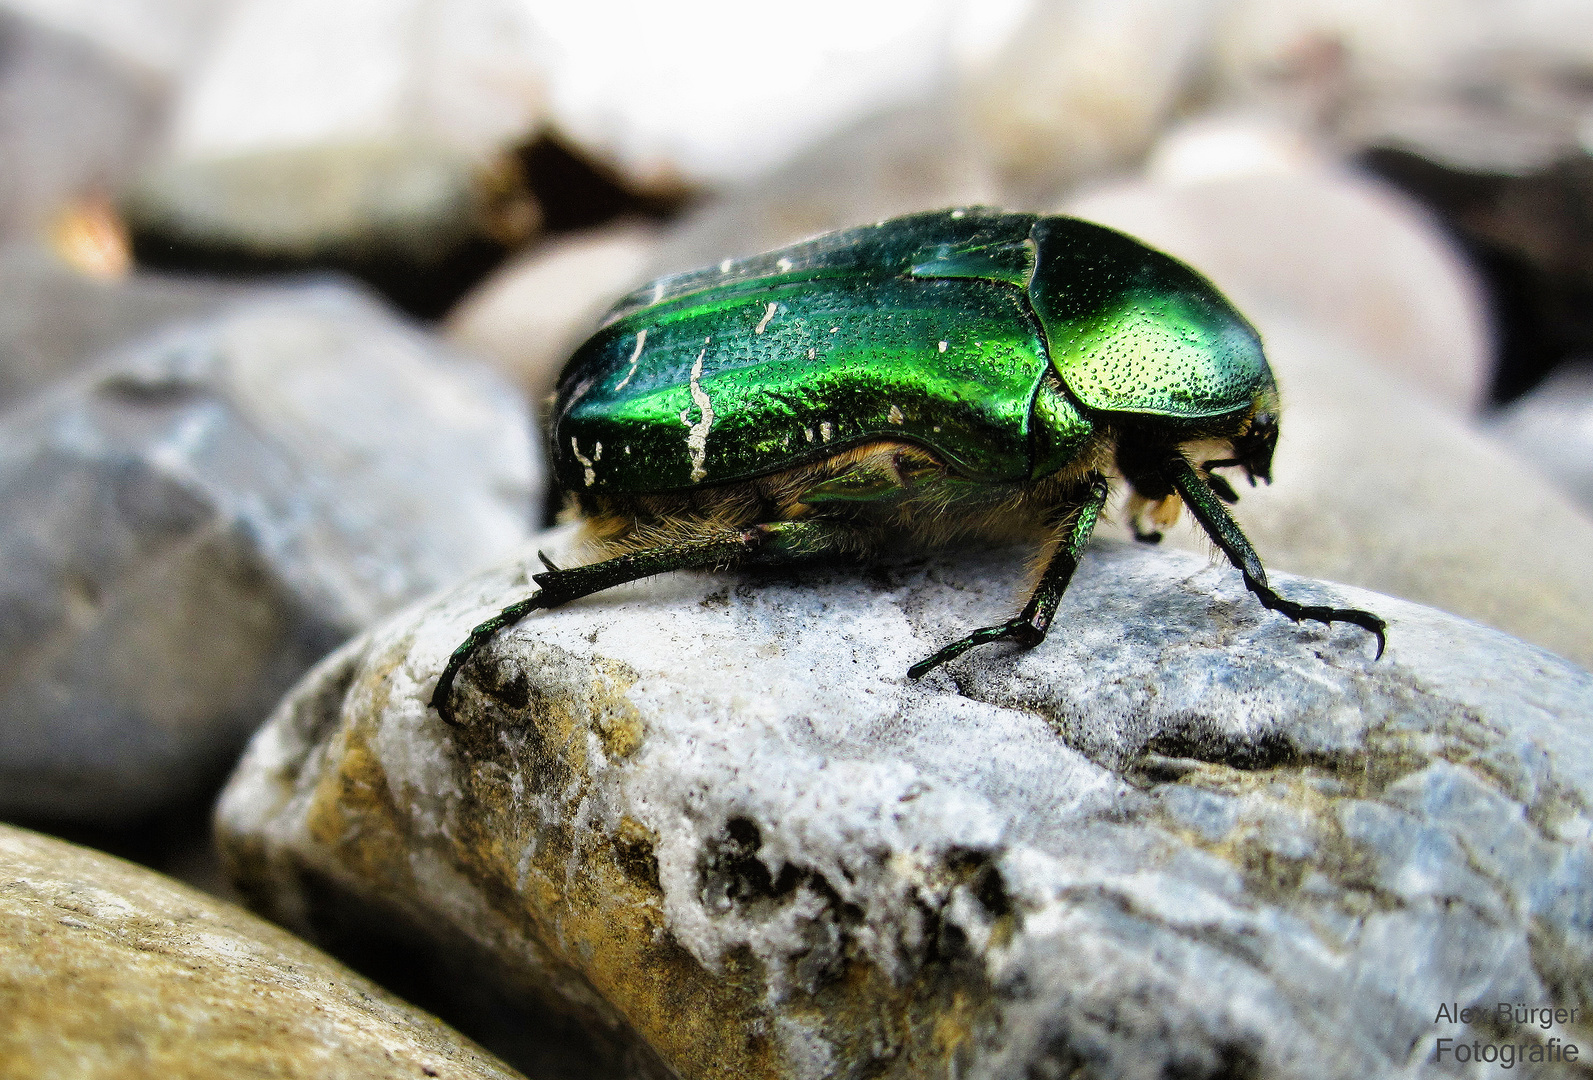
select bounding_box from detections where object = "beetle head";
[1228,383,1279,486]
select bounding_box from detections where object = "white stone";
[218,534,1593,1080]
[166,0,545,163]
[957,0,1221,197]
[521,0,1033,190]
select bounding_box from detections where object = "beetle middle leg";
[908,472,1110,679]
[1165,456,1387,656]
[429,518,852,724]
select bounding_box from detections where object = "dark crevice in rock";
[291,867,676,1080]
[1143,725,1302,772]
[699,817,805,913]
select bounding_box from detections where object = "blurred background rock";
[2,0,1592,1074]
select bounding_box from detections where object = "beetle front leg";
[430,519,849,724]
[908,473,1110,679]
[1165,456,1386,657]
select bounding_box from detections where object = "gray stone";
[1489,362,1593,515]
[217,533,1593,1080]
[0,242,249,408]
[0,822,528,1080]
[0,284,540,825]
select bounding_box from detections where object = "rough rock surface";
[218,533,1593,1080]
[0,284,540,824]
[0,822,526,1080]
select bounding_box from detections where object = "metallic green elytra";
[432,208,1385,723]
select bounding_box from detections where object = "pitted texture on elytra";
[1026,216,1271,419]
[552,208,1268,493]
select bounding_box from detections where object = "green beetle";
[432,208,1383,723]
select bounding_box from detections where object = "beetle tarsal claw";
[1243,575,1388,659]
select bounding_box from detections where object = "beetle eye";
[1233,411,1278,485]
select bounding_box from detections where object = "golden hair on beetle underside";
[569,435,1122,560]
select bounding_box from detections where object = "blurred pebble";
[0,7,168,243]
[126,0,546,315]
[958,0,1219,200]
[526,0,1030,192]
[0,283,540,826]
[125,141,537,319]
[0,242,250,409]
[1359,130,1593,405]
[164,0,545,163]
[1212,0,1593,101]
[1064,117,1492,411]
[647,99,1004,277]
[0,0,233,81]
[0,823,526,1080]
[1489,362,1593,516]
[446,222,659,403]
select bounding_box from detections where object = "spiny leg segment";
[429,519,848,724]
[1165,456,1386,656]
[908,472,1110,679]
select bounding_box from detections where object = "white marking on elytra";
[820,421,833,441]
[719,258,732,273]
[950,208,965,219]
[650,281,665,304]
[678,342,715,482]
[938,340,948,353]
[777,257,792,272]
[754,302,777,334]
[829,327,839,333]
[807,347,817,360]
[594,441,602,460]
[888,404,904,424]
[804,427,814,442]
[625,445,632,455]
[570,437,596,487]
[614,328,647,390]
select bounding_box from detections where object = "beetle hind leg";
[430,518,853,724]
[909,473,1110,679]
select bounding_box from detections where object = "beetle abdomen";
[555,274,1052,492]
